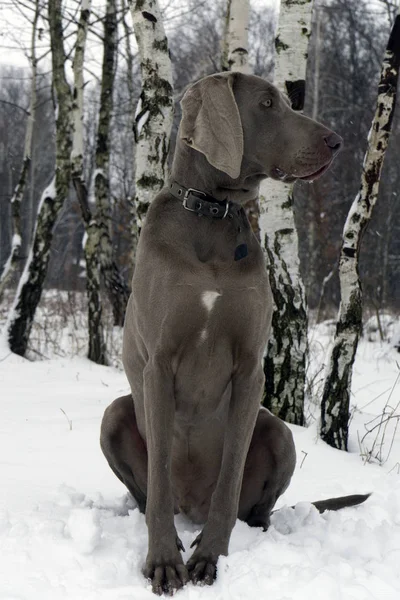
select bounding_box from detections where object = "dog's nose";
[324,132,343,155]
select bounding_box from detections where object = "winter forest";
[1,0,400,598]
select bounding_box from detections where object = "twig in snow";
[299,451,308,469]
[60,408,72,431]
[388,462,400,475]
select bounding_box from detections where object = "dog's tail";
[309,493,371,513]
[272,493,371,517]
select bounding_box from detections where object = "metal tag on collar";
[182,187,207,212]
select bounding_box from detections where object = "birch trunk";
[320,13,400,450]
[0,0,39,302]
[7,0,73,356]
[121,0,136,131]
[221,0,232,71]
[223,0,250,73]
[70,0,106,365]
[260,0,314,425]
[130,0,174,253]
[222,0,260,240]
[93,0,130,327]
[71,0,91,185]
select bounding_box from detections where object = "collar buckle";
[170,181,232,219]
[182,188,207,212]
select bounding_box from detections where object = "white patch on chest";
[200,328,208,342]
[198,290,221,346]
[201,290,222,313]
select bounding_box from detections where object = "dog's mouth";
[273,159,332,183]
[297,160,332,181]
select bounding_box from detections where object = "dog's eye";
[262,99,273,108]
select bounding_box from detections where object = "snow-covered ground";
[0,309,400,600]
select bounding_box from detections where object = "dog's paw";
[186,557,217,586]
[246,513,270,531]
[144,561,189,596]
[144,544,188,595]
[186,526,229,586]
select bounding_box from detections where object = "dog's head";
[179,72,342,183]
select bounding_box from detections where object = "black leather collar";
[168,180,249,261]
[168,181,241,220]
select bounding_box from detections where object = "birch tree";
[320,11,400,450]
[222,0,250,73]
[222,0,262,237]
[260,0,314,426]
[0,0,40,302]
[130,0,174,248]
[70,0,106,364]
[6,0,73,356]
[121,0,136,140]
[91,0,130,328]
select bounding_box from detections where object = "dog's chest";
[172,278,270,421]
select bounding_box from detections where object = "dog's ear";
[180,73,243,179]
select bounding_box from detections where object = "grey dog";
[100,72,369,595]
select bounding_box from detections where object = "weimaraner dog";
[101,72,369,595]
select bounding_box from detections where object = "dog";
[101,72,368,595]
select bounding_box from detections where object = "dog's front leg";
[142,359,189,595]
[186,359,264,585]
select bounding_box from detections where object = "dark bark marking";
[142,10,157,23]
[275,35,289,53]
[387,15,400,68]
[81,8,90,23]
[153,38,168,52]
[286,80,306,111]
[281,198,293,210]
[277,227,294,237]
[338,290,362,334]
[343,246,356,258]
[137,174,164,188]
[320,339,352,451]
[263,235,306,426]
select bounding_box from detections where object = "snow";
[11,233,22,248]
[134,97,142,120]
[136,110,150,136]
[0,316,400,599]
[4,245,33,327]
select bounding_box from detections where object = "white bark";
[71,0,91,174]
[71,0,91,224]
[273,0,313,93]
[225,0,250,73]
[320,11,400,450]
[130,0,174,230]
[121,0,136,137]
[259,0,314,425]
[312,6,321,122]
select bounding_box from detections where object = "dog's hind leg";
[100,394,148,513]
[239,407,296,530]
